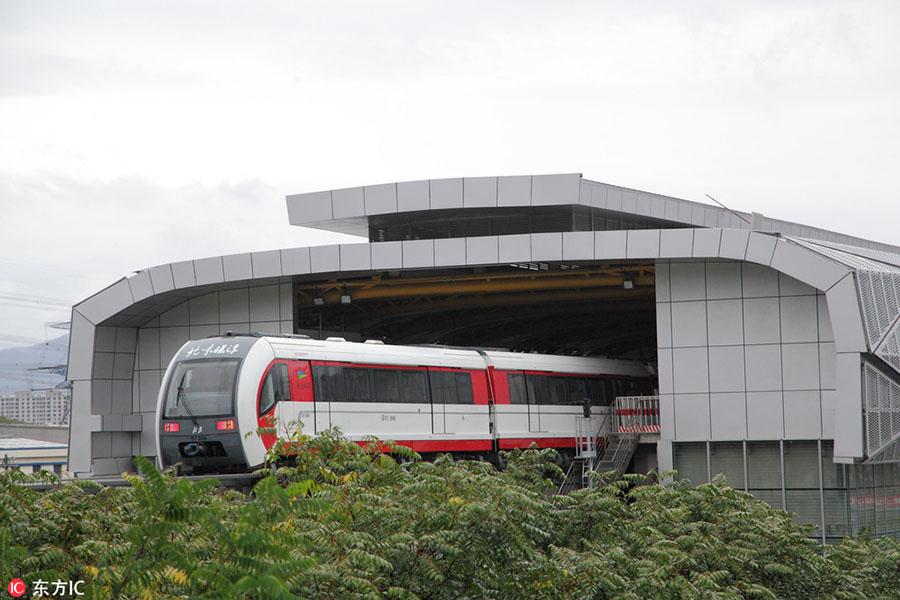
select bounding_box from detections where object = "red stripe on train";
[356,439,492,452]
[498,437,576,449]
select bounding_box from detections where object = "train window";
[586,378,607,406]
[259,363,290,416]
[623,379,638,395]
[507,373,527,404]
[525,374,549,405]
[429,370,474,404]
[373,369,401,403]
[455,372,473,404]
[163,358,239,418]
[548,376,568,405]
[430,371,453,404]
[344,368,372,402]
[312,364,344,402]
[399,370,429,403]
[567,378,587,405]
[603,379,616,403]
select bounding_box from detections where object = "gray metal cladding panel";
[594,230,627,259]
[309,245,340,273]
[669,263,706,302]
[746,392,784,439]
[79,279,135,325]
[128,271,154,302]
[673,394,711,441]
[783,391,822,439]
[365,183,397,214]
[562,231,593,260]
[171,261,197,289]
[332,187,365,219]
[719,230,750,261]
[286,190,333,225]
[189,293,219,325]
[95,326,117,352]
[659,229,693,258]
[497,175,531,206]
[672,347,709,394]
[251,250,282,278]
[249,286,280,322]
[626,230,660,259]
[498,234,532,263]
[531,173,579,206]
[115,327,137,353]
[709,393,747,440]
[708,346,745,393]
[706,300,743,346]
[223,253,253,281]
[402,240,434,268]
[531,233,562,262]
[397,180,430,212]
[219,289,250,324]
[281,247,311,275]
[194,257,225,285]
[430,178,463,210]
[463,177,498,208]
[339,244,372,271]
[745,232,778,265]
[371,241,402,270]
[465,236,498,265]
[705,263,742,300]
[671,301,708,348]
[692,229,722,258]
[148,265,175,294]
[434,238,466,267]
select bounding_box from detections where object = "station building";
[67,173,900,540]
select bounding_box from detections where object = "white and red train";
[156,334,654,472]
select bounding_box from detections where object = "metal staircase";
[557,396,659,494]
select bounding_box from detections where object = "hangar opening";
[293,263,657,361]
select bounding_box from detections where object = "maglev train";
[156,333,654,472]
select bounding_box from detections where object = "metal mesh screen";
[856,271,900,351]
[789,237,900,272]
[877,326,900,373]
[863,363,900,463]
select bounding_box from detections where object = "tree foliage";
[2,427,899,599]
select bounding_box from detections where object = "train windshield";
[163,358,240,418]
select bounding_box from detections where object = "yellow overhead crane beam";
[296,265,655,305]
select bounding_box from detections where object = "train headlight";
[216,419,236,431]
[163,422,180,433]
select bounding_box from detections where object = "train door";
[311,363,338,433]
[526,373,544,432]
[286,360,314,433]
[429,368,446,434]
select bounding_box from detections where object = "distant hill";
[0,335,68,394]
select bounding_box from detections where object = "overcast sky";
[1,0,898,347]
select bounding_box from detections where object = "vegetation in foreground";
[2,427,899,599]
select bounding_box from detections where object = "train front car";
[156,335,272,472]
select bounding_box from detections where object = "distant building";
[0,437,68,474]
[0,389,70,425]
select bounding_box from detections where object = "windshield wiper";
[175,372,200,428]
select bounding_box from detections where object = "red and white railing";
[614,396,660,433]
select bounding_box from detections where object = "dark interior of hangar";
[293,262,657,362]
